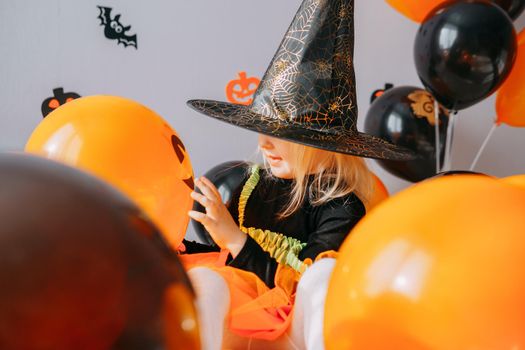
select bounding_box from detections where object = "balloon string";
[434,98,441,173]
[443,111,457,171]
[469,121,498,171]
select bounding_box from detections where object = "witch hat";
[187,0,415,160]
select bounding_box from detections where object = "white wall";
[1,0,524,239]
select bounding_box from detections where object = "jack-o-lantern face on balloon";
[225,72,260,105]
[26,95,194,249]
[171,134,194,190]
[41,87,80,118]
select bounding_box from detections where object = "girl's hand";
[188,176,247,258]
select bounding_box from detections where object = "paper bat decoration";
[97,6,137,49]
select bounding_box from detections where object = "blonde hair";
[261,143,375,218]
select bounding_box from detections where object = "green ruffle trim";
[238,165,308,273]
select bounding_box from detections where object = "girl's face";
[258,135,295,179]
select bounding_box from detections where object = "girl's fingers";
[188,210,211,225]
[199,176,221,199]
[195,178,219,202]
[191,191,218,219]
[190,191,209,207]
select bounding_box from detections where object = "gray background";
[1,0,524,240]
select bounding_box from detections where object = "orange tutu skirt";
[179,250,303,341]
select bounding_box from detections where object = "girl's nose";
[258,134,273,150]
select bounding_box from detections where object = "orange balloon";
[386,0,444,22]
[367,173,390,211]
[163,284,202,349]
[325,175,525,350]
[496,29,525,127]
[501,174,525,190]
[25,95,194,249]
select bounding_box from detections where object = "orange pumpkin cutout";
[225,72,260,105]
[25,95,194,250]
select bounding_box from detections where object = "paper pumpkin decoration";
[225,72,260,105]
[41,87,80,118]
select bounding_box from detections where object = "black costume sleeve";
[181,239,220,254]
[298,193,366,261]
[228,235,279,287]
[228,193,366,288]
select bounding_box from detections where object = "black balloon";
[365,86,449,182]
[0,153,198,350]
[192,161,251,246]
[415,1,517,110]
[493,0,525,19]
[434,170,488,177]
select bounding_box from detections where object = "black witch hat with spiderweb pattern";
[188,0,415,161]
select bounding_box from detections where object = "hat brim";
[188,99,416,161]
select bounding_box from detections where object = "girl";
[181,0,414,348]
[184,134,375,349]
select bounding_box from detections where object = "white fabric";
[187,267,231,350]
[287,258,337,350]
[187,259,337,350]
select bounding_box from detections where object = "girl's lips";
[265,153,282,165]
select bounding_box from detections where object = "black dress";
[184,168,366,288]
